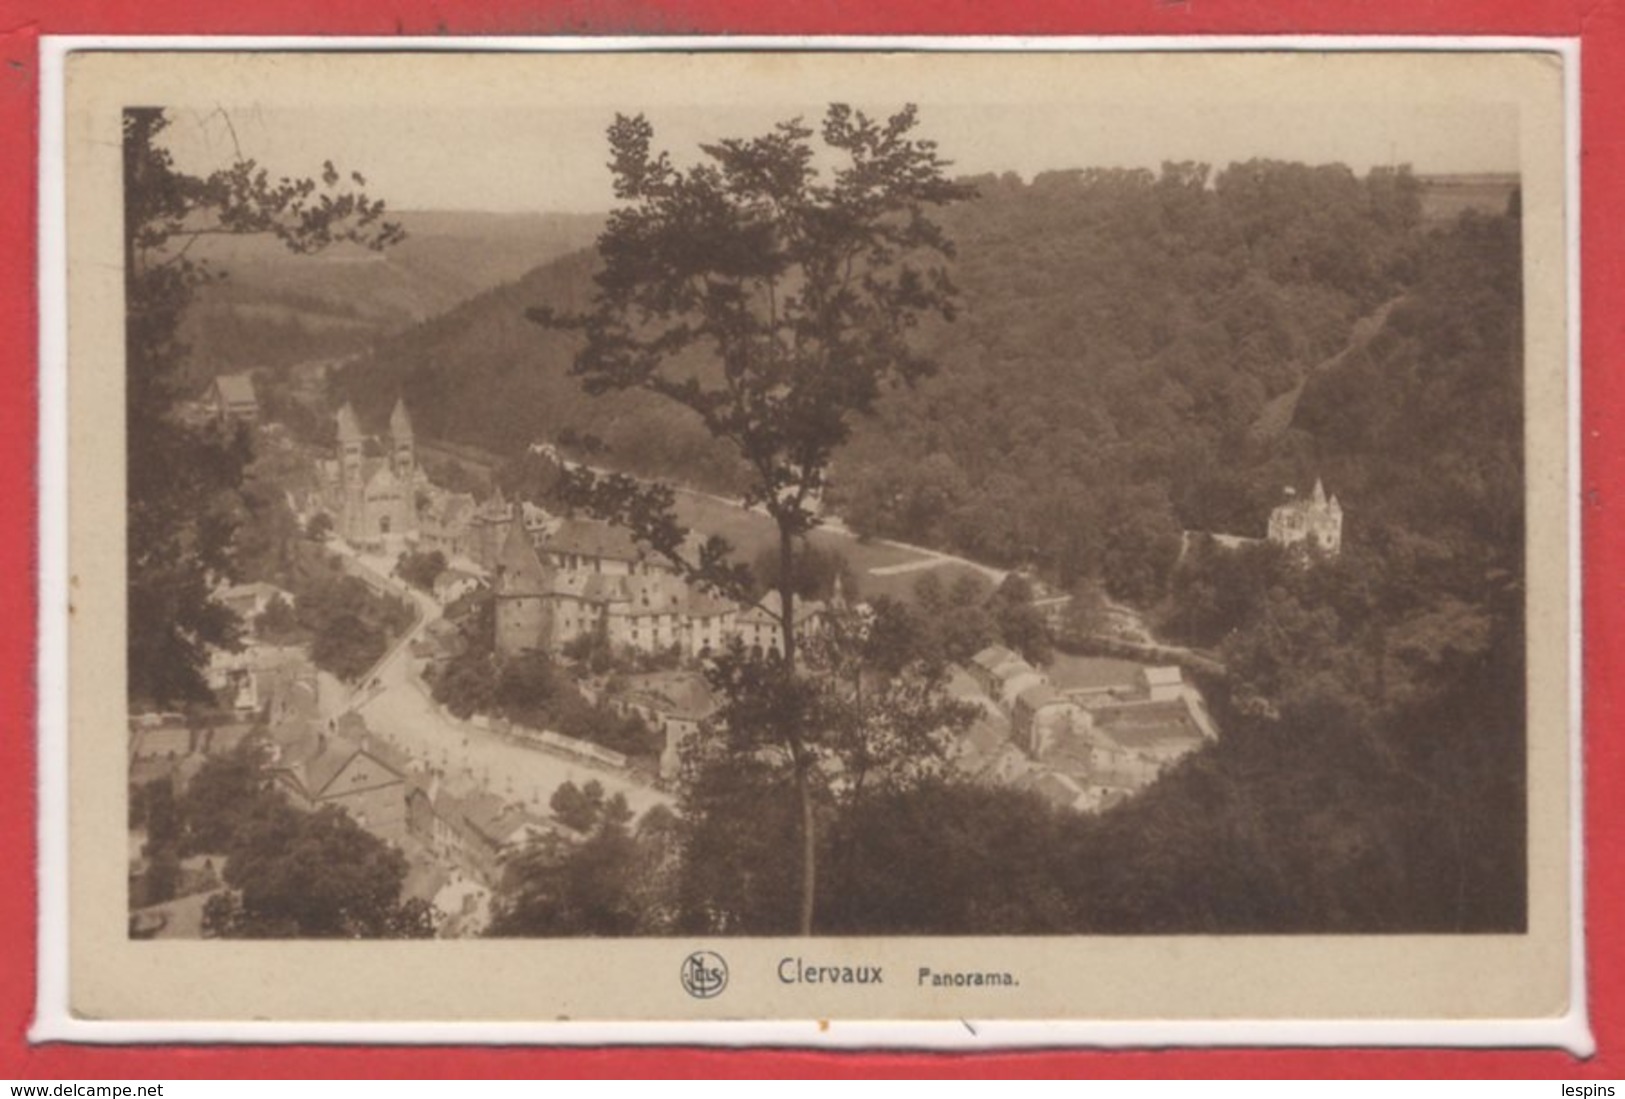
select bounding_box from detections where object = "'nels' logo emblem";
[680,951,728,999]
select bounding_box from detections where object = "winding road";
[319,540,671,817]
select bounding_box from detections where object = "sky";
[154,61,1523,214]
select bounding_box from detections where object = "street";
[319,542,672,818]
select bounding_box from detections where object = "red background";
[0,0,1617,1080]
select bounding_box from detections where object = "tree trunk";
[778,524,816,936]
[794,756,816,936]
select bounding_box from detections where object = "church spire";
[390,396,414,442]
[336,402,363,444]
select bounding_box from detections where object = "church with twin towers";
[329,397,421,551]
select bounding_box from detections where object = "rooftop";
[1093,700,1204,754]
[1016,683,1061,711]
[1140,666,1183,688]
[620,671,717,721]
[971,645,1020,671]
[497,523,551,595]
[213,372,257,407]
[542,517,643,563]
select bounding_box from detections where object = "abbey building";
[320,398,423,552]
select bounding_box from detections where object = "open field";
[666,487,979,603]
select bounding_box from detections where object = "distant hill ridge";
[336,161,1520,589]
[180,209,605,378]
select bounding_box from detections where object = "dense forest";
[326,157,1526,935]
[337,163,1513,606]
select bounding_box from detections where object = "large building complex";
[321,398,423,551]
[493,521,823,661]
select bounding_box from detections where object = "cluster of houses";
[130,567,577,938]
[305,400,828,666]
[131,687,576,938]
[261,709,566,935]
[949,645,1217,814]
[132,389,1234,941]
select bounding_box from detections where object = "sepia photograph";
[50,45,1576,1030]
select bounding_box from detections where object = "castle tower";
[494,521,553,658]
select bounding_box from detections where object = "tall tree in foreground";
[124,107,402,705]
[533,105,972,933]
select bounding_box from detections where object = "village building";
[205,643,314,716]
[1018,770,1092,814]
[129,709,261,795]
[407,776,554,887]
[995,664,1048,710]
[432,566,484,606]
[214,580,294,623]
[732,591,826,657]
[128,713,194,763]
[1014,684,1093,758]
[607,572,693,652]
[681,589,739,660]
[1138,665,1184,703]
[536,516,643,575]
[267,716,412,845]
[611,670,719,780]
[967,645,1021,696]
[467,487,517,572]
[418,491,477,560]
[411,616,466,673]
[208,372,259,426]
[950,710,1017,781]
[520,501,558,546]
[956,647,1213,813]
[1268,479,1343,557]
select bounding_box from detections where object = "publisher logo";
[680,951,729,999]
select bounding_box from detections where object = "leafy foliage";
[524,105,974,934]
[325,127,1524,936]
[487,795,676,938]
[203,804,435,939]
[430,639,658,760]
[124,107,400,705]
[751,540,857,603]
[485,200,1527,938]
[170,748,432,938]
[297,573,415,682]
[395,548,447,593]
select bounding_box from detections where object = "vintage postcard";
[42,44,1579,1042]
